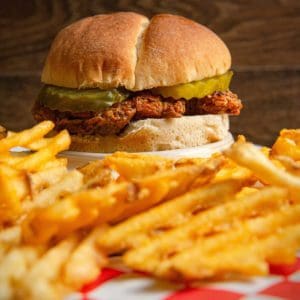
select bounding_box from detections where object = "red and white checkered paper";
[67,256,300,300]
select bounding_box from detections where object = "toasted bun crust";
[69,115,229,153]
[42,12,231,91]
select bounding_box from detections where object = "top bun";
[42,12,231,91]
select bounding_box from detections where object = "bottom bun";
[70,114,229,153]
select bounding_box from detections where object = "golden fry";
[79,160,116,187]
[42,158,68,169]
[20,236,78,300]
[278,129,300,144]
[213,157,254,183]
[103,151,174,180]
[25,170,83,212]
[1,121,300,293]
[98,179,245,254]
[0,246,43,300]
[172,223,300,280]
[23,163,211,244]
[27,137,53,151]
[22,182,130,244]
[28,166,68,195]
[172,244,268,280]
[124,187,288,275]
[115,159,224,223]
[63,226,108,288]
[0,154,23,166]
[14,130,70,172]
[272,136,300,161]
[0,226,21,246]
[170,205,300,279]
[0,121,54,153]
[261,224,300,264]
[0,164,29,223]
[225,141,300,202]
[272,155,300,176]
[174,157,207,167]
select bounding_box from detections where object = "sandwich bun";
[41,12,231,91]
[69,115,229,153]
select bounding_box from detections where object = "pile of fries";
[0,121,300,299]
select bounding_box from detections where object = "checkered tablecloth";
[67,257,300,300]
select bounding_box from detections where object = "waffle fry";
[23,161,217,244]
[19,236,78,300]
[171,212,300,280]
[225,141,300,202]
[98,179,245,254]
[24,170,83,212]
[0,164,29,222]
[0,121,300,299]
[79,160,116,187]
[125,203,300,279]
[63,226,108,288]
[103,151,174,179]
[28,166,68,195]
[272,129,300,160]
[0,229,105,300]
[123,187,289,277]
[273,155,300,175]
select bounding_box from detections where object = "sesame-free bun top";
[42,12,231,91]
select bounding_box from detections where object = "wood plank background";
[0,0,299,145]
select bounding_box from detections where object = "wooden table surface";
[0,0,299,146]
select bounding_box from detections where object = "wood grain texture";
[0,76,39,130]
[1,71,299,146]
[230,70,300,145]
[0,0,299,145]
[0,0,300,73]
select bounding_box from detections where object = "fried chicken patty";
[33,91,242,136]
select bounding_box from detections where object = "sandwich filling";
[33,71,242,136]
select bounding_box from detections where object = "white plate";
[11,133,233,168]
[60,133,233,168]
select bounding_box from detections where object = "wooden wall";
[0,0,299,145]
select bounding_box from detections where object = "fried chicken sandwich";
[33,12,242,152]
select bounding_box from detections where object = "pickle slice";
[38,85,129,112]
[152,71,233,100]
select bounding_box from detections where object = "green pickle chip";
[39,71,233,112]
[39,86,129,112]
[152,71,233,100]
